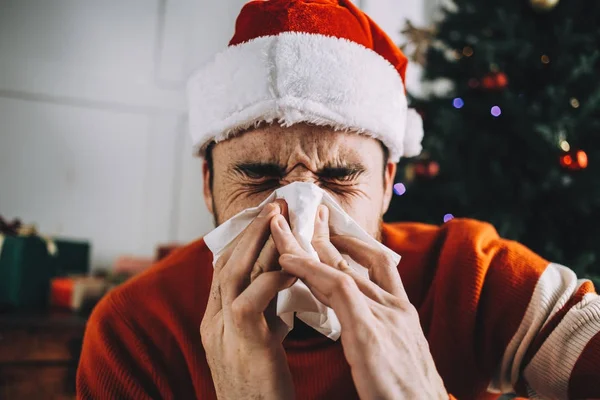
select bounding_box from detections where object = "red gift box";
[50,276,107,311]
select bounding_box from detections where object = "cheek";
[339,195,384,236]
[212,181,273,223]
[328,181,385,237]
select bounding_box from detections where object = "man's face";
[202,123,396,239]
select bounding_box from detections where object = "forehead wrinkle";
[221,123,372,172]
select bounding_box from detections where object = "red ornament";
[495,72,509,88]
[414,160,440,178]
[481,72,509,90]
[560,149,588,171]
[481,75,496,89]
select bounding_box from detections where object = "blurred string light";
[560,150,588,170]
[443,214,455,222]
[491,106,502,117]
[453,98,465,109]
[393,183,406,196]
[560,140,570,152]
[541,54,550,64]
[462,46,474,57]
[570,98,580,108]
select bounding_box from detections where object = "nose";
[280,165,318,185]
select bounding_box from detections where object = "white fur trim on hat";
[187,31,422,162]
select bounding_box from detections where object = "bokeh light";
[570,98,580,108]
[393,183,406,196]
[491,106,502,117]
[443,214,455,223]
[453,98,465,109]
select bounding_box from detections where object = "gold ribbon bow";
[0,224,58,258]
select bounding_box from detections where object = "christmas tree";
[385,0,600,283]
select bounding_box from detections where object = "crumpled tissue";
[203,182,401,340]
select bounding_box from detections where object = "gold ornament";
[529,0,560,12]
[399,20,437,67]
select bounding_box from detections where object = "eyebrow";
[234,162,286,178]
[233,162,367,178]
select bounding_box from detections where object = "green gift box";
[0,235,90,310]
[54,238,90,276]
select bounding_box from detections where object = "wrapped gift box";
[0,235,90,310]
[54,238,90,276]
[0,236,56,310]
[50,276,108,311]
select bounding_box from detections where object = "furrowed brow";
[233,162,286,178]
[318,163,366,179]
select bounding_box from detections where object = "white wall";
[0,0,427,269]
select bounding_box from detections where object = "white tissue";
[203,182,401,340]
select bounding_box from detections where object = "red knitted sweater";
[77,219,600,399]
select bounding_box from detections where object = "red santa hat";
[187,0,424,162]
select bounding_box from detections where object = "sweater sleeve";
[489,263,600,399]
[401,219,600,399]
[431,219,600,399]
[76,293,175,400]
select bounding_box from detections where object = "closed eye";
[234,163,286,180]
[318,165,366,182]
[232,162,366,184]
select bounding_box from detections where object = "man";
[77,1,600,399]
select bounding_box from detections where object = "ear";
[202,160,214,215]
[382,161,397,214]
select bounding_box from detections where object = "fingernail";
[318,205,328,222]
[277,216,290,232]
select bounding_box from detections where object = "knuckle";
[200,321,214,343]
[231,298,253,323]
[250,262,266,281]
[353,325,377,346]
[333,274,356,294]
[311,234,329,246]
[254,258,268,273]
[258,203,278,220]
[382,253,398,268]
[199,320,208,336]
[336,257,351,272]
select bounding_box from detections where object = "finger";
[203,270,222,321]
[221,202,281,306]
[212,198,287,274]
[331,235,407,301]
[251,235,280,282]
[279,254,374,327]
[231,271,297,327]
[270,214,308,257]
[311,205,347,270]
[311,206,395,303]
[213,234,242,274]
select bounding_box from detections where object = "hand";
[201,201,296,400]
[270,205,448,400]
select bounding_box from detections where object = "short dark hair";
[204,140,389,189]
[205,142,216,189]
